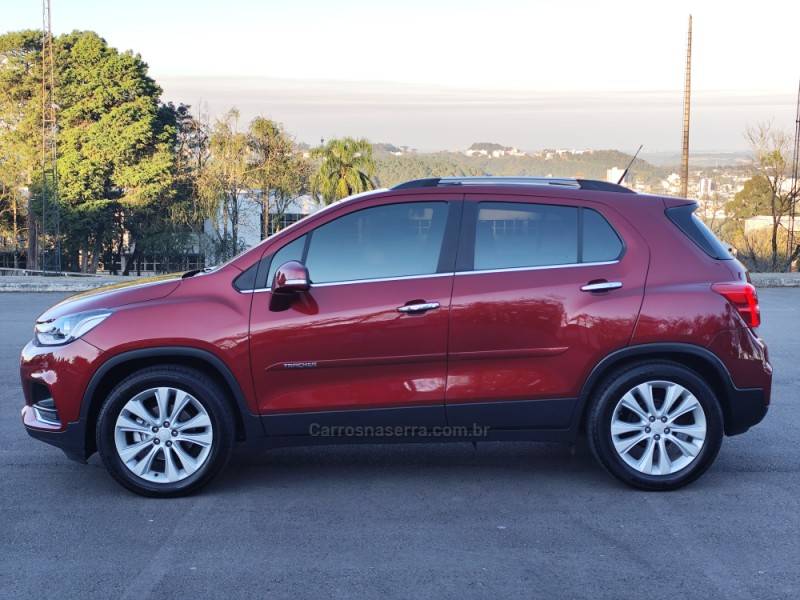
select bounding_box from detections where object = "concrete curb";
[0,276,129,293]
[749,273,800,287]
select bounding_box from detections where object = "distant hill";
[374,149,667,188]
[468,142,512,152]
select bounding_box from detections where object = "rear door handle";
[581,281,623,292]
[397,301,440,314]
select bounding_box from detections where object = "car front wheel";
[588,361,724,490]
[96,366,235,497]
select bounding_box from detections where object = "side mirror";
[271,260,310,294]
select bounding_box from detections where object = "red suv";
[20,177,772,496]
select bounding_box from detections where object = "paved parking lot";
[1,290,798,599]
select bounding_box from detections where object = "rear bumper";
[707,327,772,436]
[725,386,769,436]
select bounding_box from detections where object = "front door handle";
[397,301,440,314]
[581,281,623,292]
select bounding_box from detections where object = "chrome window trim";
[312,272,453,288]
[455,260,619,276]
[238,260,619,293]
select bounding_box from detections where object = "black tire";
[587,361,724,491]
[96,365,235,497]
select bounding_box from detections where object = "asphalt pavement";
[1,290,798,599]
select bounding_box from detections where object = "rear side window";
[472,202,623,270]
[305,202,449,284]
[666,203,732,260]
[474,203,578,270]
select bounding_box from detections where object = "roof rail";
[391,176,634,193]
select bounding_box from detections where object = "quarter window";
[582,208,623,262]
[305,202,449,284]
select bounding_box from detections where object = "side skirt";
[259,398,579,448]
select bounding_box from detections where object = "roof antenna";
[617,144,643,185]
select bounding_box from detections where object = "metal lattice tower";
[680,15,692,199]
[40,0,60,271]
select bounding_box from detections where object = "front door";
[249,197,461,436]
[445,194,648,430]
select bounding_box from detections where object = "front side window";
[305,202,449,284]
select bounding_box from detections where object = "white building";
[204,192,323,252]
[744,215,800,235]
[606,167,625,184]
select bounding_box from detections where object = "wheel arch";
[575,343,738,435]
[82,347,262,456]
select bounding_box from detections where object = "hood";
[37,274,182,322]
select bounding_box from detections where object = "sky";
[3,0,798,152]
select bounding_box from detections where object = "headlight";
[35,310,113,346]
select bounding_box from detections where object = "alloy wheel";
[114,387,214,483]
[610,380,707,476]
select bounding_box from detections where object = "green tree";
[199,109,248,260]
[56,31,176,273]
[0,30,177,273]
[0,31,45,268]
[156,102,211,270]
[728,175,773,220]
[311,137,376,204]
[739,123,799,271]
[247,117,308,239]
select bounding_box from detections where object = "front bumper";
[20,338,103,462]
[22,405,90,462]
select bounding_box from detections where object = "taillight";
[712,282,760,328]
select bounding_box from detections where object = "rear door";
[445,193,649,430]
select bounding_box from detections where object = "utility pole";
[789,79,800,267]
[680,15,692,198]
[40,0,60,271]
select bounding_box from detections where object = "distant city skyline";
[4,0,799,151]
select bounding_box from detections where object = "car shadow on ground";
[212,440,618,493]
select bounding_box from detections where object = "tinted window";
[474,203,578,270]
[267,235,307,287]
[582,208,623,262]
[233,262,259,291]
[305,202,448,284]
[666,203,733,260]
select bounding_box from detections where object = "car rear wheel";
[96,366,234,497]
[588,361,723,490]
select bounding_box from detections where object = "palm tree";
[311,137,376,205]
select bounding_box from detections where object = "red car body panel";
[446,193,650,407]
[249,274,452,415]
[82,265,259,413]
